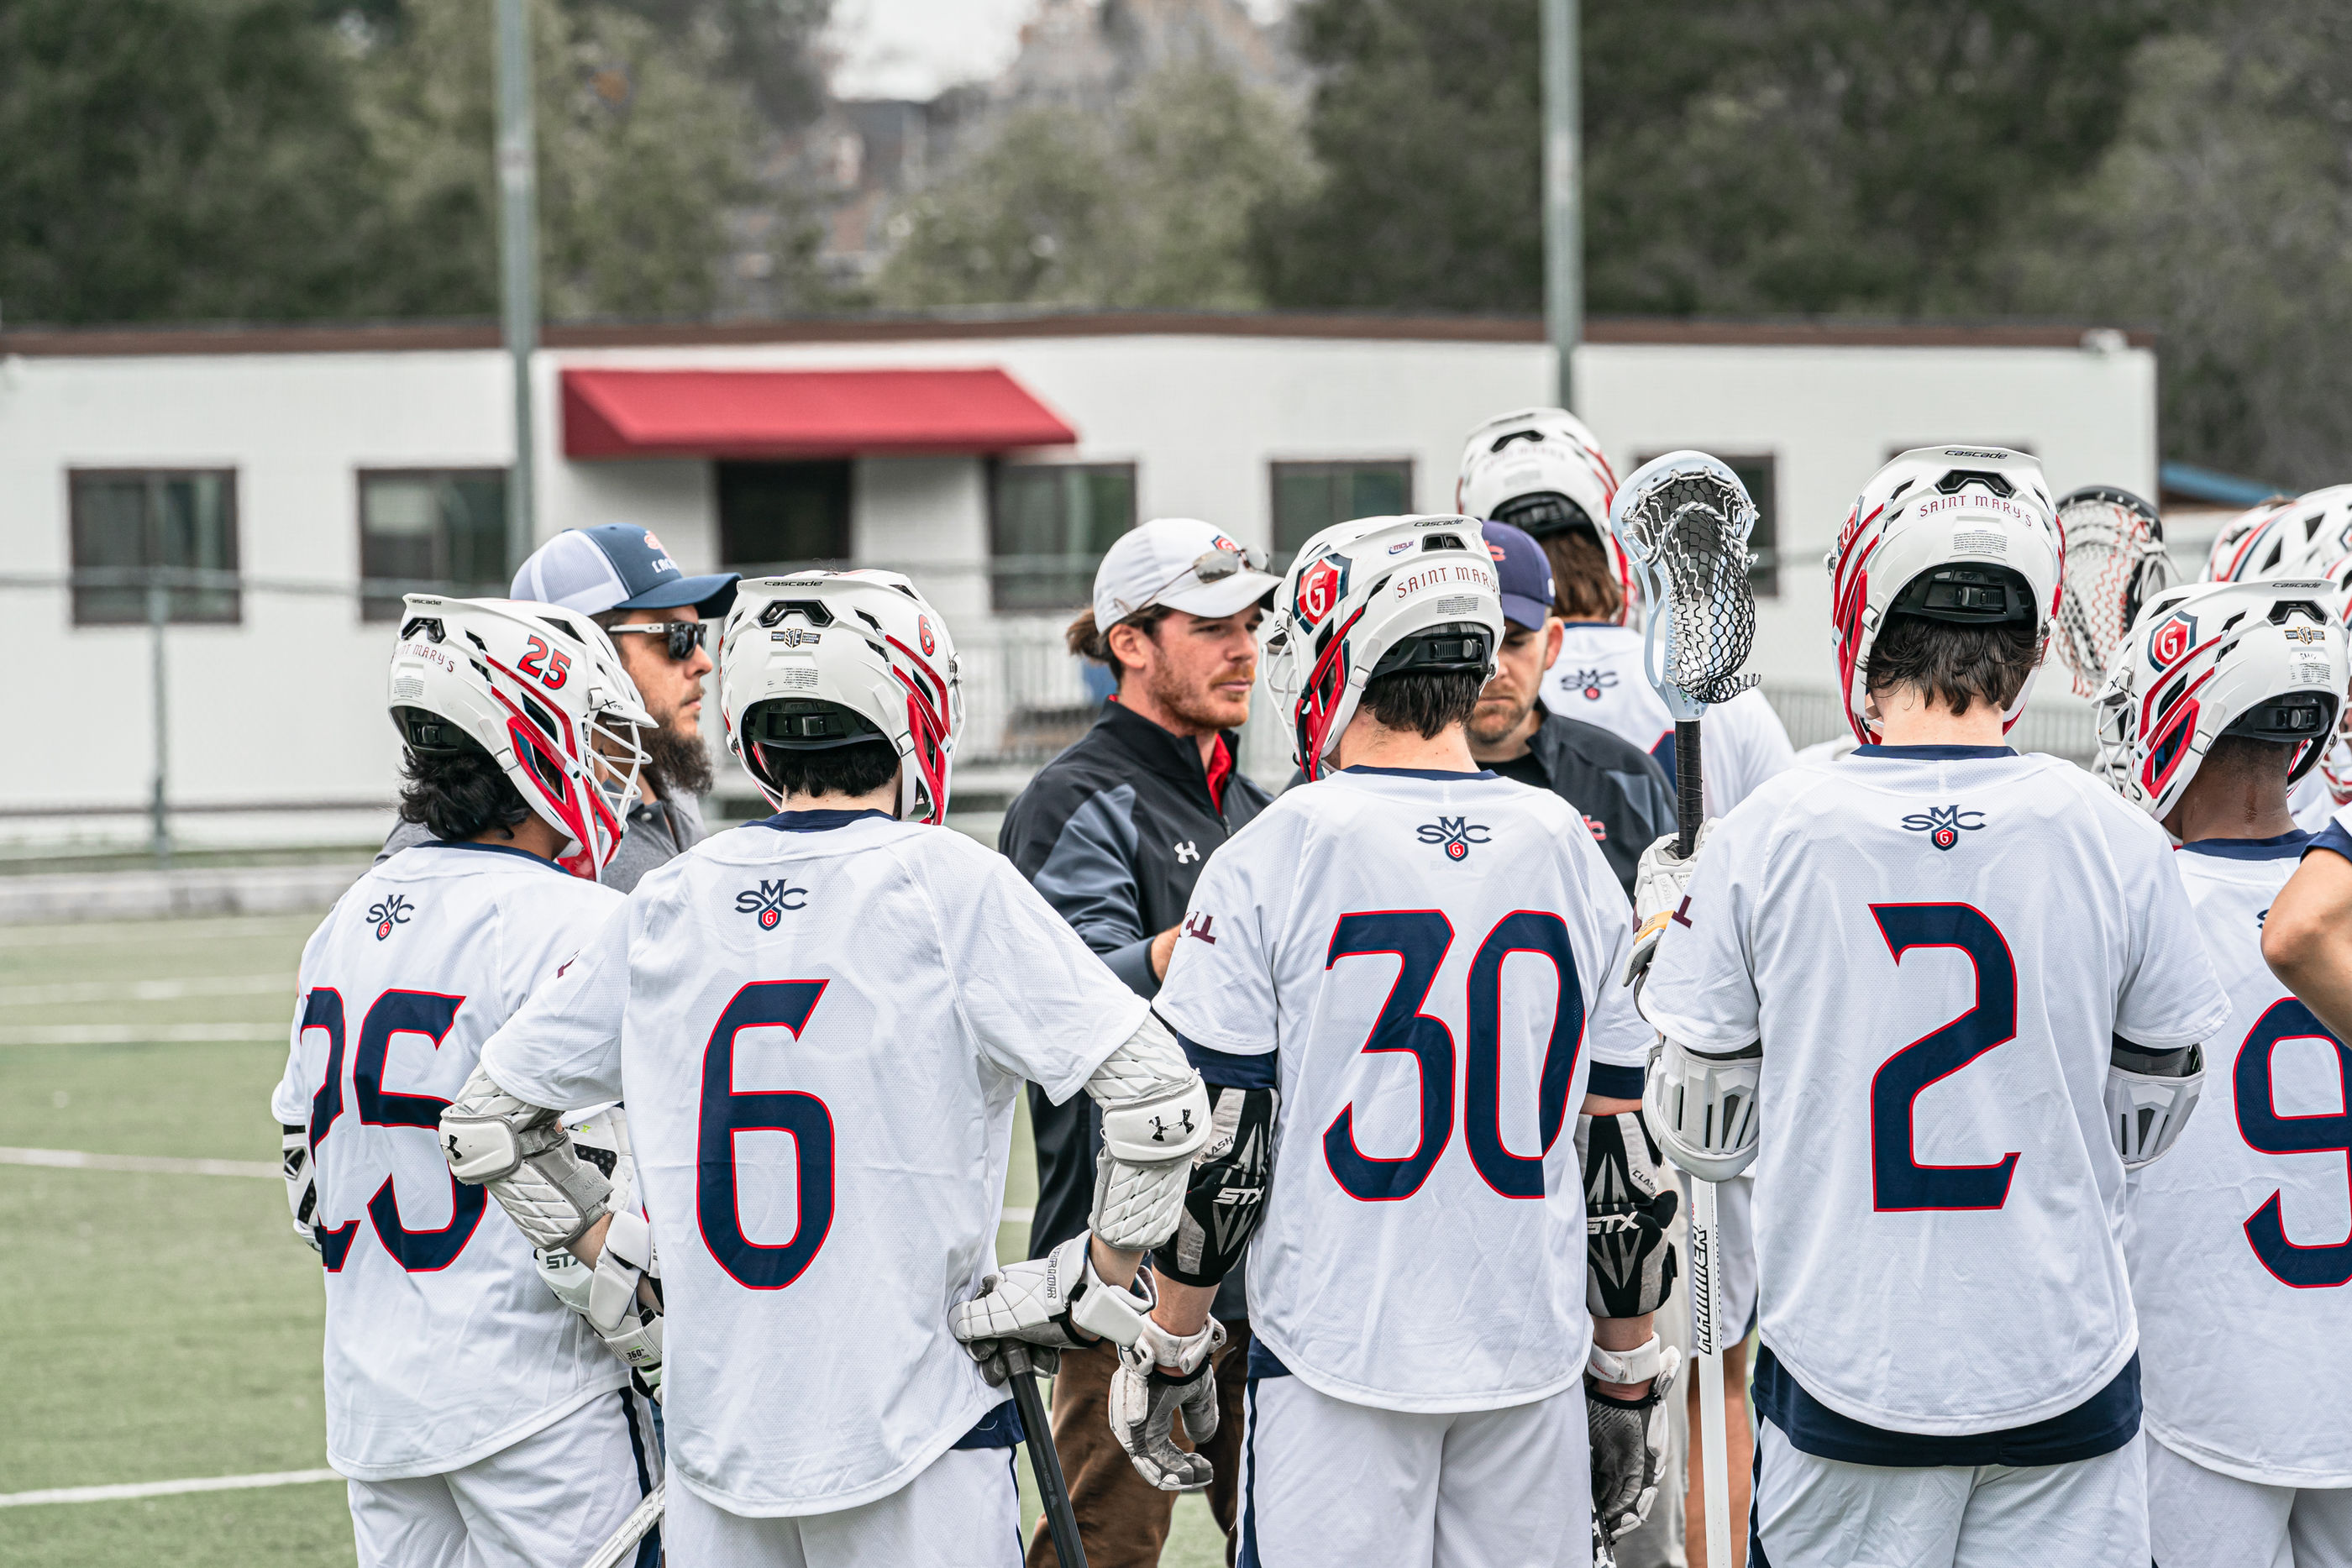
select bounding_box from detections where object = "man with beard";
[377,524,737,891]
[998,517,1279,1567]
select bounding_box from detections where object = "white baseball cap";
[1092,517,1279,632]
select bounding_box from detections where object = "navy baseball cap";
[511,524,738,620]
[1478,519,1557,630]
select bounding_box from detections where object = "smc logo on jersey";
[365,892,414,941]
[2150,610,2198,669]
[735,880,808,928]
[1563,668,1617,700]
[1416,816,1491,860]
[1901,804,1987,851]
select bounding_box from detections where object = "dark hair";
[751,737,902,802]
[2200,732,2298,782]
[1362,669,1485,739]
[397,739,533,842]
[1541,531,1624,621]
[1065,606,1174,680]
[1865,615,2040,716]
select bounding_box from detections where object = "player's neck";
[2164,777,2297,844]
[467,815,568,863]
[776,772,900,817]
[1333,714,1478,774]
[1870,686,2007,748]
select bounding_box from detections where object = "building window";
[1270,460,1413,564]
[990,462,1137,611]
[1632,453,1780,600]
[358,469,511,621]
[69,469,240,626]
[718,461,853,569]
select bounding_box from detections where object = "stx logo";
[365,893,414,941]
[734,879,810,929]
[1173,840,1200,864]
[1148,1108,1198,1144]
[1901,804,1987,852]
[1562,668,1617,700]
[1416,816,1492,861]
[1182,912,1218,945]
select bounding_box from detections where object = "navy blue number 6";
[2234,998,2352,1288]
[698,980,836,1290]
[1868,904,2021,1212]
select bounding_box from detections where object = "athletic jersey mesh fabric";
[2129,832,2352,1486]
[268,842,628,1480]
[1540,621,1795,815]
[475,812,1149,1517]
[1152,768,1651,1413]
[1641,746,2231,1434]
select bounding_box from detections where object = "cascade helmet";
[1455,406,1629,623]
[1824,447,2061,744]
[1262,516,1504,780]
[2203,496,2302,583]
[718,570,963,823]
[387,595,654,878]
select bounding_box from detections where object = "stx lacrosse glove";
[1587,1335,1681,1546]
[950,1231,1156,1386]
[281,1125,321,1252]
[1109,1316,1225,1491]
[1579,1112,1679,1319]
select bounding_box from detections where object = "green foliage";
[874,63,1313,312]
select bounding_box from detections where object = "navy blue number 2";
[698,980,836,1290]
[1324,910,1587,1203]
[1868,904,2021,1212]
[2234,998,2352,1288]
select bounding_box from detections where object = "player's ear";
[1543,617,1563,667]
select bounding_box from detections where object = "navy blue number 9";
[1867,904,2021,1213]
[2235,998,2352,1288]
[697,980,836,1290]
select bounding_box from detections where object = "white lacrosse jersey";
[268,842,627,1481]
[1152,767,1652,1413]
[2290,768,2335,833]
[1540,621,1794,815]
[476,809,1150,1518]
[2128,831,2352,1485]
[1641,746,2230,1435]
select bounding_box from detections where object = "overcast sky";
[827,0,1287,102]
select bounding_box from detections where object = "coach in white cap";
[379,524,738,891]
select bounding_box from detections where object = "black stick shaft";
[1675,717,1704,857]
[1011,1356,1088,1568]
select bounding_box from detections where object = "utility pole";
[496,0,539,573]
[1541,0,1581,412]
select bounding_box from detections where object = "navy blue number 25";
[698,980,836,1290]
[1868,904,2021,1212]
[1323,910,1586,1203]
[2234,998,2352,1288]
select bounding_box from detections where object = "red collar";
[1204,733,1231,815]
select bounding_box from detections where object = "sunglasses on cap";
[606,621,709,660]
[1121,544,1271,617]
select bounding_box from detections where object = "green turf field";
[0,912,1224,1567]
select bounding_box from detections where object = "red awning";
[560,367,1077,459]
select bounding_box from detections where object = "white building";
[0,311,2153,847]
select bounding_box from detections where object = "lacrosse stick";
[580,1482,662,1568]
[2052,485,2173,700]
[1609,451,1760,1568]
[1005,1345,1089,1568]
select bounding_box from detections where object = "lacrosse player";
[271,597,662,1568]
[438,569,1211,1565]
[1137,516,1677,1566]
[2095,576,2352,1567]
[1638,448,2230,1568]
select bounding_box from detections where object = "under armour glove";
[1587,1337,1681,1545]
[281,1125,320,1253]
[1108,1316,1225,1491]
[1625,822,1717,1000]
[950,1232,1156,1386]
[1579,1111,1680,1319]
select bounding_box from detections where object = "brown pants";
[1026,1319,1252,1568]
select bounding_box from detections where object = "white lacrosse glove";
[1109,1316,1226,1492]
[1624,823,1717,999]
[281,1125,320,1253]
[1587,1335,1683,1545]
[950,1232,1157,1386]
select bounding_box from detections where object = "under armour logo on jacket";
[1173,841,1200,863]
[1901,805,1987,852]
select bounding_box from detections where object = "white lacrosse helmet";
[1263,515,1504,779]
[718,569,963,823]
[2050,485,2174,700]
[2203,496,2301,583]
[388,595,654,879]
[1824,447,2061,744]
[2295,546,2352,807]
[1455,406,1630,622]
[2094,578,2344,821]
[2271,485,2352,579]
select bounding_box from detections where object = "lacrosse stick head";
[2052,485,2173,700]
[1608,452,1760,721]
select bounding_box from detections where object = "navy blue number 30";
[698,980,836,1290]
[2234,998,2352,1288]
[1323,910,1586,1202]
[1868,904,2021,1212]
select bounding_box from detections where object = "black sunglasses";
[608,621,709,660]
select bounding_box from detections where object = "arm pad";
[440,1064,612,1250]
[1151,1083,1276,1288]
[1642,1035,1760,1182]
[2108,1036,2205,1170]
[1580,1109,1680,1319]
[1086,1013,1214,1251]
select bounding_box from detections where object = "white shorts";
[1751,1413,2145,1568]
[2148,1432,2352,1568]
[347,1388,661,1568]
[665,1443,1021,1568]
[1239,1370,1593,1568]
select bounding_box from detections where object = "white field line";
[1000,1206,1033,1224]
[0,974,292,1007]
[0,1469,341,1508]
[0,1022,285,1046]
[0,1146,278,1179]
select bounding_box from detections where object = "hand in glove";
[1108,1315,1225,1491]
[1624,822,1717,998]
[950,1232,1155,1386]
[1588,1338,1682,1547]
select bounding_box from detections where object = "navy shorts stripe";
[616,1390,659,1568]
[1238,1378,1262,1568]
